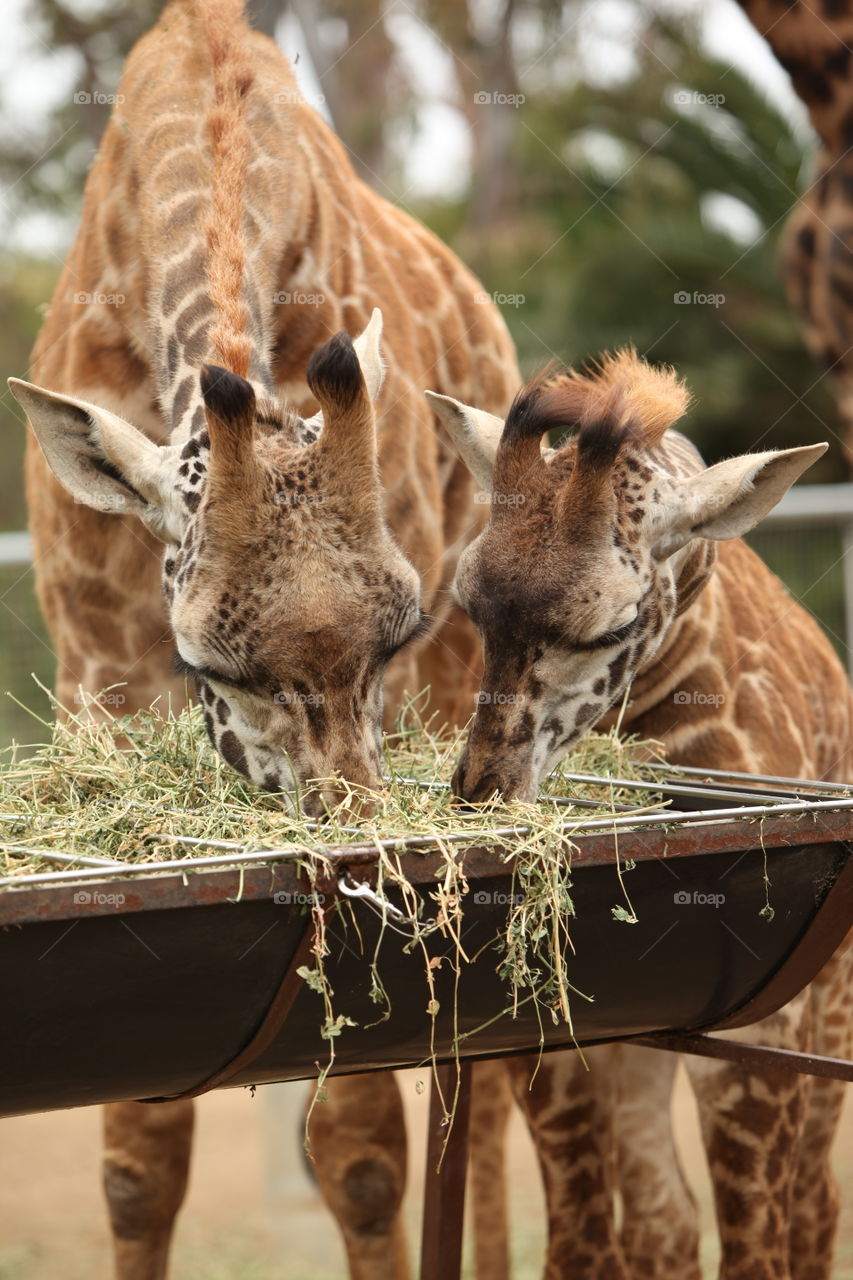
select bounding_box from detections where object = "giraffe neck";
[738,0,853,150]
[130,0,312,444]
[619,536,853,779]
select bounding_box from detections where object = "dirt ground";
[0,1065,850,1280]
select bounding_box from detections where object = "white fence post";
[759,483,853,683]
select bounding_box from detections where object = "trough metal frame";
[2,771,853,1280]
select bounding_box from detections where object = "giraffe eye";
[578,617,639,651]
[174,651,244,688]
[380,610,432,661]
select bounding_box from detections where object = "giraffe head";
[10,312,427,815]
[426,352,826,802]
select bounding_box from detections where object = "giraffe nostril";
[450,758,467,801]
[453,765,506,805]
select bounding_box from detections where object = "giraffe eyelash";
[382,611,432,660]
[576,617,639,652]
[173,651,243,687]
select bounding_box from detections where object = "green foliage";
[417,15,843,478]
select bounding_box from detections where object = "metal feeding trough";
[0,767,851,1280]
[1,766,851,1113]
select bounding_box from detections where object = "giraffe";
[736,0,853,469]
[8,1,521,1275]
[427,350,853,1279]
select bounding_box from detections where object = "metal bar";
[392,775,667,815]
[0,532,32,566]
[555,771,798,806]
[420,1060,473,1280]
[759,483,853,527]
[633,1032,853,1083]
[3,795,853,892]
[644,764,853,794]
[1,846,123,868]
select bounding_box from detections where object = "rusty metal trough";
[0,767,851,1119]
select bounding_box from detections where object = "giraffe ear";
[299,309,385,440]
[307,330,378,489]
[200,364,257,474]
[7,378,186,543]
[652,443,827,559]
[424,391,506,493]
[351,307,385,401]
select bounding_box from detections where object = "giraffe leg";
[615,1045,701,1279]
[307,1072,410,1279]
[684,995,810,1280]
[508,1047,630,1280]
[789,938,853,1280]
[467,1060,513,1280]
[103,1099,195,1280]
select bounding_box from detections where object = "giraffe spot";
[826,44,851,79]
[166,335,179,382]
[172,375,194,427]
[607,648,630,692]
[162,250,206,316]
[219,729,248,775]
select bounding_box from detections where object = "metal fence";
[1,485,851,747]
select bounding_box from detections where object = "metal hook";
[337,873,408,922]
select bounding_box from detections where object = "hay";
[0,688,662,877]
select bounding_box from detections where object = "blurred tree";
[419,12,842,479]
[0,0,160,218]
[287,0,402,186]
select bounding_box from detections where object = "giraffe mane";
[502,348,692,468]
[199,0,255,379]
